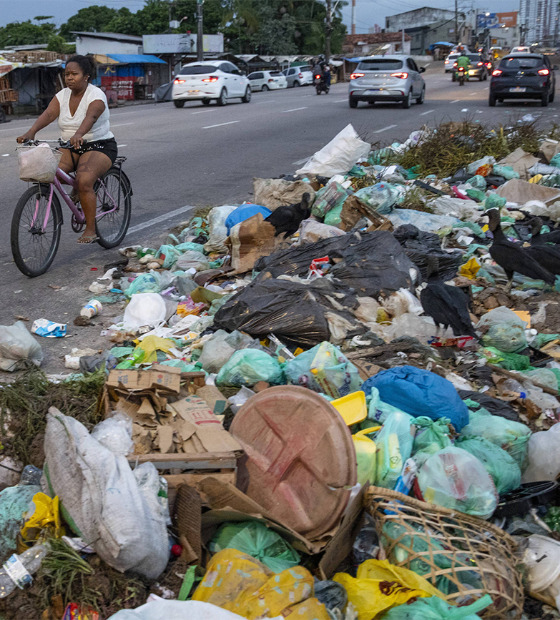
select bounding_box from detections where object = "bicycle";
[11,139,132,278]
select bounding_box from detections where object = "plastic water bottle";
[0,545,48,598]
[80,299,103,318]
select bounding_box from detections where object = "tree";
[47,34,75,54]
[0,20,57,48]
[59,6,119,39]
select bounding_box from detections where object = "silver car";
[348,55,426,109]
[282,65,314,87]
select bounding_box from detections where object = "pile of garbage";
[6,120,560,619]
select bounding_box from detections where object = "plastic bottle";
[19,465,42,486]
[0,544,48,597]
[80,300,103,318]
[502,379,527,400]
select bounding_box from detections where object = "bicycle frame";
[30,165,121,233]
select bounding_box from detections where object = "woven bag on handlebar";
[367,486,524,619]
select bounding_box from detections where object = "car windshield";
[270,71,282,76]
[357,59,403,71]
[447,55,459,61]
[468,55,481,61]
[179,65,217,75]
[500,56,542,69]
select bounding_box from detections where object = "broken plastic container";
[332,391,367,426]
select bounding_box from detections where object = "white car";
[282,66,314,87]
[444,53,459,72]
[248,70,287,91]
[172,61,251,107]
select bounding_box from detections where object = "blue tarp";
[429,41,454,50]
[107,54,167,65]
[225,204,272,234]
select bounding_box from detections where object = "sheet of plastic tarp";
[254,230,419,297]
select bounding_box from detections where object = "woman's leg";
[75,150,112,243]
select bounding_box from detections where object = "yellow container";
[332,390,367,426]
[353,426,380,486]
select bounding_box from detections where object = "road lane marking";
[450,99,461,103]
[282,107,308,112]
[420,109,434,115]
[374,124,397,134]
[111,111,140,116]
[111,122,135,127]
[128,205,195,235]
[2,153,8,157]
[334,99,348,102]
[203,121,240,129]
[118,144,127,147]
[191,110,215,114]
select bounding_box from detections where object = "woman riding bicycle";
[17,55,117,244]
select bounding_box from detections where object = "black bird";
[527,217,560,276]
[420,256,478,338]
[530,217,560,246]
[487,209,555,292]
[265,193,311,238]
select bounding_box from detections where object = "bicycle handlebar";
[21,138,88,149]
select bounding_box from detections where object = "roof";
[105,54,166,64]
[344,33,412,45]
[387,6,456,18]
[71,31,143,43]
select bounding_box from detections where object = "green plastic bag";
[492,165,519,180]
[457,436,521,494]
[156,244,182,269]
[466,188,486,202]
[459,413,531,471]
[209,521,300,573]
[382,594,492,620]
[324,202,344,226]
[216,349,284,387]
[467,175,487,190]
[483,194,507,211]
[375,410,415,490]
[365,387,408,425]
[412,417,452,464]
[175,242,206,254]
[311,183,349,218]
[0,485,41,560]
[478,346,531,371]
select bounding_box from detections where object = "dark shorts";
[64,137,118,170]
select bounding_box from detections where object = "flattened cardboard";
[156,426,174,453]
[170,396,222,427]
[107,367,181,393]
[196,427,242,453]
[196,385,228,415]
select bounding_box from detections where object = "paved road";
[0,70,559,372]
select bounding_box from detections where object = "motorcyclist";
[455,48,471,76]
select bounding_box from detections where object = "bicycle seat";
[114,156,127,166]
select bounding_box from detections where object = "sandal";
[77,234,99,244]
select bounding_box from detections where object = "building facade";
[519,0,558,46]
[386,7,458,32]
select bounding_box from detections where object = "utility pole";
[351,0,356,35]
[401,28,405,52]
[197,0,204,62]
[325,0,332,62]
[455,0,459,44]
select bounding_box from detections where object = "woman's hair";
[67,55,95,79]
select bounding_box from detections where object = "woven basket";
[367,486,524,619]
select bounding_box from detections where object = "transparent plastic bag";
[355,182,404,214]
[91,413,134,457]
[375,411,415,490]
[216,349,284,387]
[476,306,528,353]
[418,447,498,519]
[523,424,560,483]
[175,250,210,272]
[18,144,61,183]
[412,417,452,461]
[311,182,349,219]
[0,321,43,372]
[204,206,238,254]
[457,437,521,495]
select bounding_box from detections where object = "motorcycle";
[315,74,329,95]
[453,65,467,86]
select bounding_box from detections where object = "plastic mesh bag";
[18,143,62,183]
[476,306,528,353]
[375,411,415,490]
[209,521,300,573]
[459,413,532,471]
[418,447,498,519]
[457,437,521,495]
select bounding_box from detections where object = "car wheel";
[294,81,301,87]
[262,84,269,92]
[489,93,496,107]
[550,88,555,102]
[416,87,425,104]
[217,89,228,106]
[479,74,484,81]
[0,107,5,123]
[402,90,412,109]
[368,101,375,105]
[542,91,549,107]
[349,96,358,108]
[202,98,210,106]
[173,100,185,108]
[242,87,251,103]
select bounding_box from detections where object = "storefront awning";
[106,54,167,65]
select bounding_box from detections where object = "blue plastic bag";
[225,204,272,234]
[362,366,469,432]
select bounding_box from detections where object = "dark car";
[489,53,556,106]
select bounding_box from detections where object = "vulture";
[265,193,311,238]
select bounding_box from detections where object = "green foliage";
[59,5,120,40]
[46,34,74,54]
[0,20,57,48]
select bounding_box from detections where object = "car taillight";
[299,73,303,78]
[477,62,483,66]
[453,62,458,67]
[202,76,219,82]
[538,68,550,75]
[315,74,321,79]
[492,69,502,76]
[350,72,364,79]
[174,79,186,83]
[391,72,408,79]
[268,78,274,82]
[486,62,492,68]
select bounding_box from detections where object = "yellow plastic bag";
[353,427,380,486]
[135,335,175,363]
[459,257,481,280]
[20,493,63,546]
[193,549,330,620]
[334,559,446,620]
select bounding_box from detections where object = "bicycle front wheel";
[95,167,132,249]
[11,185,62,277]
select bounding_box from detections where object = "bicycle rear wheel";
[95,167,132,249]
[11,185,62,277]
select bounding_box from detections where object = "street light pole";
[197,0,204,62]
[326,0,332,62]
[455,0,459,44]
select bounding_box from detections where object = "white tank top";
[55,84,114,142]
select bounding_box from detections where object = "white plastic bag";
[476,306,528,353]
[18,143,62,183]
[91,414,134,457]
[204,206,238,254]
[107,599,249,620]
[0,321,43,371]
[298,219,346,244]
[522,424,560,483]
[44,409,168,579]
[296,124,370,177]
[123,293,166,331]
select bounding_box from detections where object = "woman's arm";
[70,100,106,147]
[16,97,60,143]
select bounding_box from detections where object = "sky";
[0,0,521,33]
